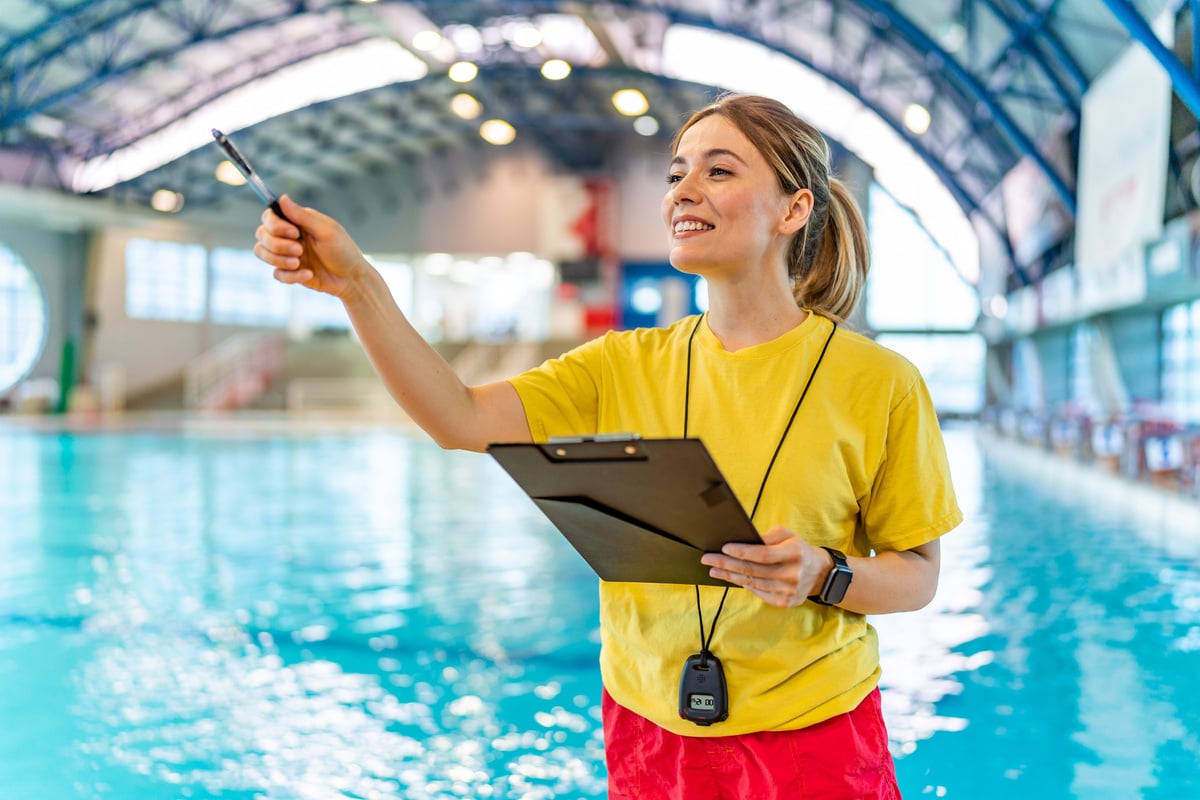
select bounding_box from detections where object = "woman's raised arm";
[254,194,532,451]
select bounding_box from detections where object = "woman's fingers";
[273,267,313,285]
[256,239,301,267]
[251,195,366,296]
[703,526,824,607]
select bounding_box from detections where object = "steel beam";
[1100,0,1200,120]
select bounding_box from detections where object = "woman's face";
[661,114,809,281]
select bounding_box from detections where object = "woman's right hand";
[254,194,371,299]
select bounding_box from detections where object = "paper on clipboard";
[487,436,761,586]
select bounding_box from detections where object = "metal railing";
[183,333,284,411]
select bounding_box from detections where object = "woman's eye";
[710,167,731,176]
[666,174,682,184]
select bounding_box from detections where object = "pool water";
[0,420,1197,798]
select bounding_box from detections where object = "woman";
[255,93,961,798]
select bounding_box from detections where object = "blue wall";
[619,261,703,329]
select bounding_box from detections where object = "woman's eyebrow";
[669,148,750,168]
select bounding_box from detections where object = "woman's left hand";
[700,526,832,608]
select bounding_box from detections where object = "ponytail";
[791,177,869,323]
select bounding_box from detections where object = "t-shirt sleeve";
[861,374,963,553]
[508,335,606,443]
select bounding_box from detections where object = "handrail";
[184,332,284,411]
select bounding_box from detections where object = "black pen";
[211,128,288,220]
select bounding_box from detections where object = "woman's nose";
[669,174,698,203]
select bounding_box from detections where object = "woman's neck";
[704,292,808,352]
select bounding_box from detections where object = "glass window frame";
[125,238,208,322]
[0,244,48,394]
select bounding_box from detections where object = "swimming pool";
[0,419,1196,798]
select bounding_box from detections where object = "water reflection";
[5,423,1200,799]
[876,426,992,751]
[4,428,604,799]
[893,429,1200,798]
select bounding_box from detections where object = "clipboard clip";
[542,433,645,461]
[548,433,642,444]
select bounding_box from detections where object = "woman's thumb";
[759,525,795,545]
[279,194,317,228]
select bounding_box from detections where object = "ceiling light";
[902,102,932,135]
[450,93,483,119]
[450,259,479,284]
[631,283,664,314]
[423,253,453,275]
[612,88,649,117]
[448,25,484,54]
[27,114,65,138]
[511,24,543,49]
[541,59,571,80]
[215,160,246,185]
[633,116,659,136]
[528,259,556,290]
[986,295,1008,319]
[412,30,442,51]
[151,189,184,213]
[479,119,516,145]
[448,61,479,82]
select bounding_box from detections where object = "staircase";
[183,333,285,411]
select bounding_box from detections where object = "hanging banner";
[1074,16,1173,313]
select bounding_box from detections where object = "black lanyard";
[683,313,837,661]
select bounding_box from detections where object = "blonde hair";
[671,94,870,322]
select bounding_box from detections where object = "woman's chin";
[666,254,707,276]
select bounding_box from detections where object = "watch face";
[825,565,852,603]
[809,548,852,605]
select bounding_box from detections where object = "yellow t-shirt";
[509,312,962,736]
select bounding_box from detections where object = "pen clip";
[212,129,252,175]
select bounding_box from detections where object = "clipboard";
[487,436,761,586]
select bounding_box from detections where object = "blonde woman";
[255,93,961,799]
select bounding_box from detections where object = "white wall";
[88,227,224,396]
[611,137,677,260]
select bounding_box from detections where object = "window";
[1070,323,1101,416]
[125,242,417,334]
[288,257,417,334]
[865,185,979,331]
[210,247,291,326]
[125,238,206,321]
[1162,300,1200,424]
[374,260,414,318]
[875,333,985,416]
[865,184,983,415]
[0,245,47,394]
[1012,337,1044,412]
[294,287,350,331]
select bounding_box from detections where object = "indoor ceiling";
[0,0,1178,265]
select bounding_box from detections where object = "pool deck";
[979,430,1200,559]
[0,408,421,436]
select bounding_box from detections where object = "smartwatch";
[808,547,852,605]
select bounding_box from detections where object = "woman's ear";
[779,189,814,235]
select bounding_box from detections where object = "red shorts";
[602,687,900,800]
